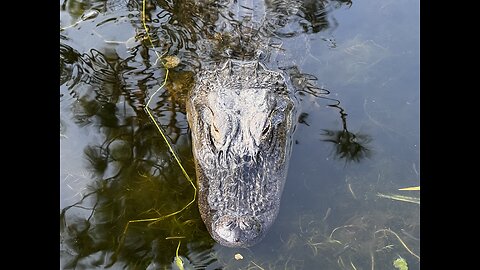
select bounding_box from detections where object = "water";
[60,0,419,269]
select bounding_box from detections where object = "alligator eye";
[212,122,219,134]
[261,121,271,137]
[210,122,224,148]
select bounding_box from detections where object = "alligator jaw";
[193,158,286,247]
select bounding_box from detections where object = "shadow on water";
[60,0,418,269]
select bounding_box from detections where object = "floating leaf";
[393,257,408,270]
[163,56,181,69]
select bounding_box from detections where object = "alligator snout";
[212,215,264,247]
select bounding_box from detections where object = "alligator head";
[186,59,297,247]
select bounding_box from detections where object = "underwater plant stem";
[329,224,359,239]
[375,229,420,260]
[347,183,357,199]
[142,69,197,226]
[139,0,197,224]
[350,260,358,270]
[140,0,196,216]
[142,0,161,59]
[370,250,375,270]
[175,241,185,270]
[141,0,194,190]
[250,261,266,270]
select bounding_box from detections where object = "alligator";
[186,0,307,248]
[96,0,343,248]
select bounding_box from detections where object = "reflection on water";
[321,101,371,163]
[60,0,419,269]
[60,46,214,268]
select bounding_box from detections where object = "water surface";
[60,0,419,269]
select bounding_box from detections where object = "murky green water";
[60,0,419,269]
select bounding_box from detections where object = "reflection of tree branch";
[280,58,371,163]
[299,0,352,34]
[61,113,215,268]
[61,44,212,269]
[321,128,371,162]
[322,102,372,163]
